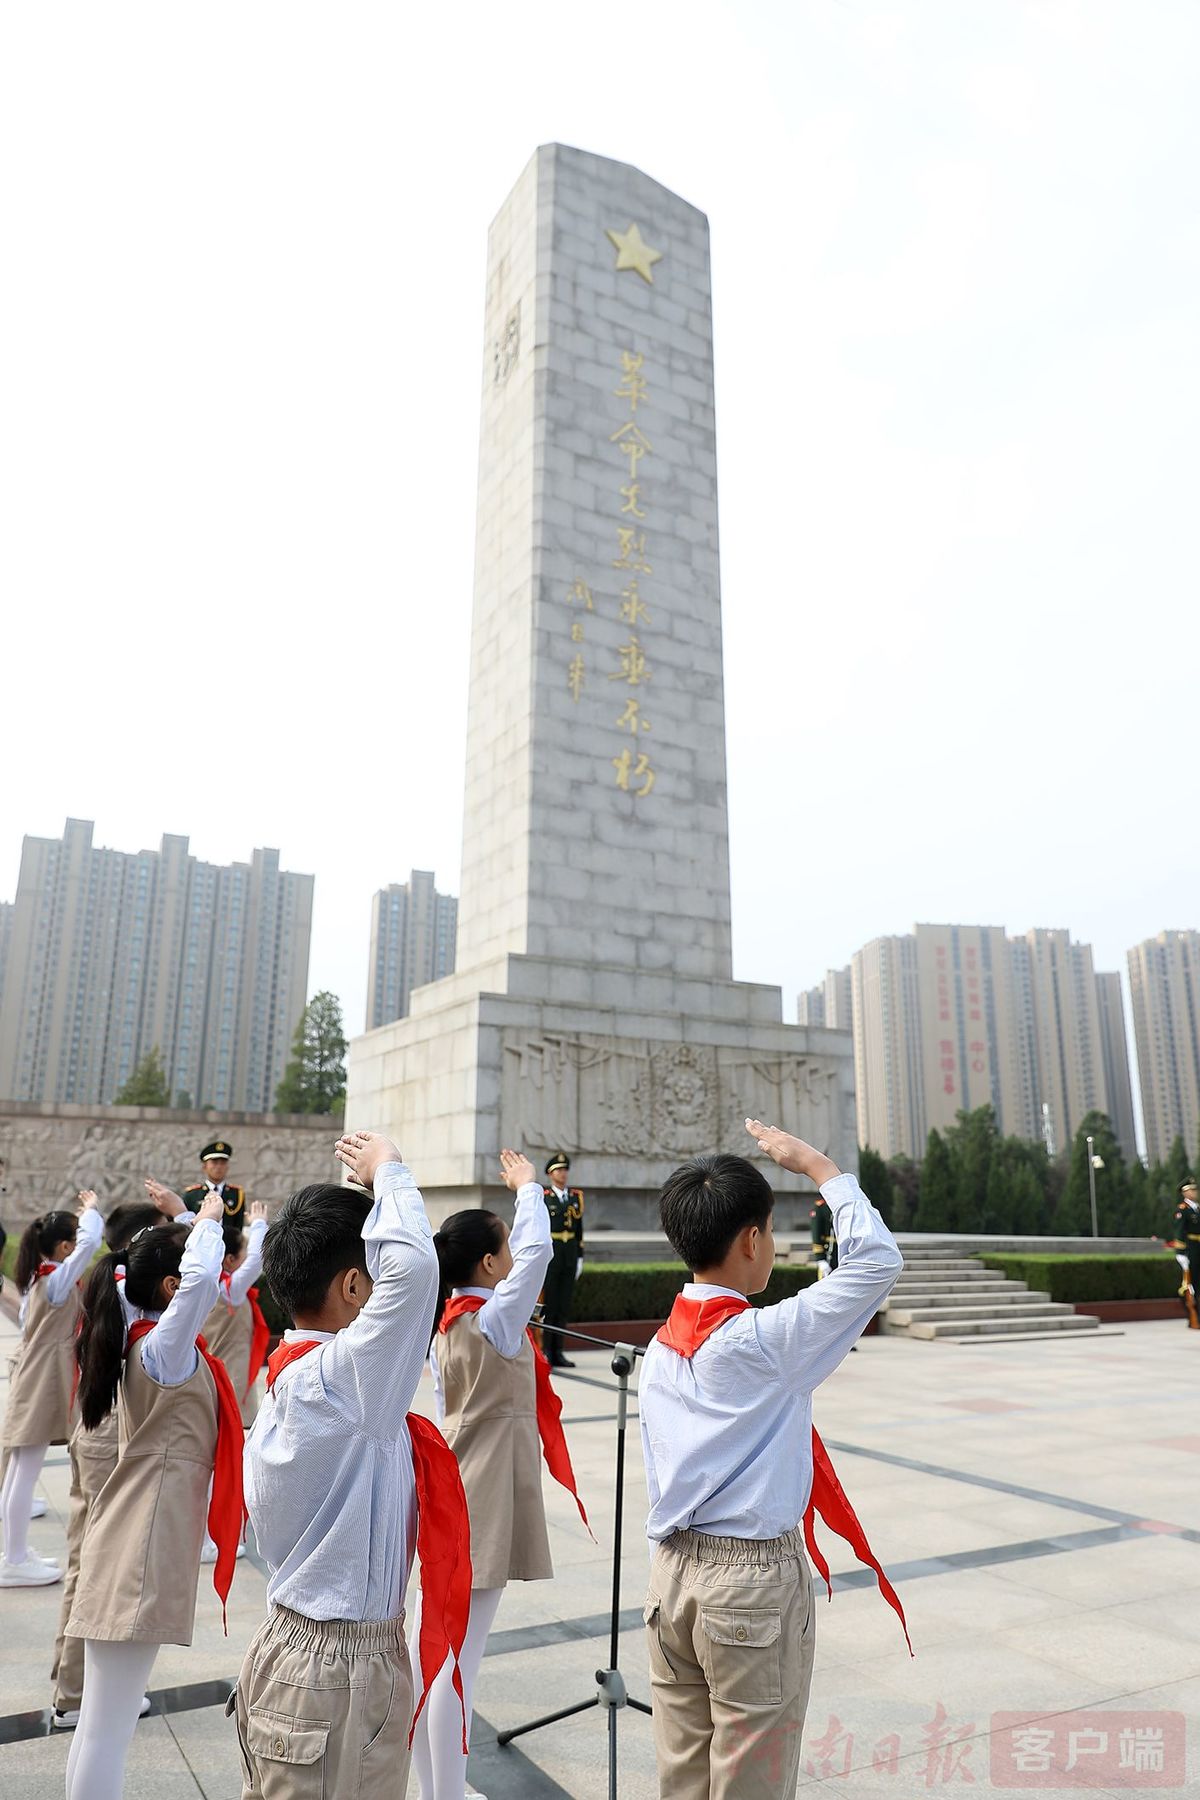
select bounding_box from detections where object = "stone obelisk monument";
[346,144,856,1223]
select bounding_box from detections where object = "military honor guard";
[181,1139,245,1228]
[811,1192,838,1275]
[1166,1178,1200,1329]
[541,1153,584,1369]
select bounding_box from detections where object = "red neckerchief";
[438,1294,594,1539]
[265,1339,473,1751]
[655,1293,912,1655]
[35,1260,58,1281]
[218,1273,271,1403]
[126,1318,246,1629]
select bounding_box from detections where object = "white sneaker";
[52,1694,150,1729]
[0,1556,62,1587]
[30,1497,47,1519]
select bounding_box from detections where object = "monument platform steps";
[881,1250,1101,1343]
[885,1298,1075,1326]
[902,1312,1100,1340]
[892,1267,1007,1281]
[885,1289,1055,1317]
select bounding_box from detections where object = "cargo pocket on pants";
[245,1707,331,1798]
[225,1688,253,1790]
[700,1608,783,1707]
[643,1594,678,1680]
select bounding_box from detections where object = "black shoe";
[557,1356,576,1368]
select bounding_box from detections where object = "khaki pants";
[645,1527,816,1800]
[230,1606,414,1800]
[52,1435,118,1713]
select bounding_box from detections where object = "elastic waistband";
[265,1605,405,1653]
[660,1526,805,1567]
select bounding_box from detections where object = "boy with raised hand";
[639,1121,903,1800]
[231,1129,443,1800]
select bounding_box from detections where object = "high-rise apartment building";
[851,936,924,1159]
[797,965,851,1030]
[0,902,12,1018]
[366,872,458,1030]
[1127,931,1200,1166]
[0,819,313,1112]
[1095,970,1137,1163]
[841,922,1128,1160]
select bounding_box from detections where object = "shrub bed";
[574,1261,817,1323]
[978,1254,1180,1303]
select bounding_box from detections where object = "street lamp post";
[1086,1134,1104,1239]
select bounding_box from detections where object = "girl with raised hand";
[64,1193,244,1800]
[413,1148,590,1800]
[1,1193,103,1586]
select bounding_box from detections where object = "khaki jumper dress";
[436,1311,551,1588]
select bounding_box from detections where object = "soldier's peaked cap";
[201,1140,233,1161]
[545,1152,570,1175]
[1182,1178,1198,1194]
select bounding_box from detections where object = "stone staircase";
[880,1247,1101,1342]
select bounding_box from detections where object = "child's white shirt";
[223,1217,268,1306]
[243,1163,438,1622]
[639,1173,903,1542]
[18,1206,105,1327]
[429,1180,550,1424]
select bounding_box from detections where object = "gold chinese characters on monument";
[559,226,665,799]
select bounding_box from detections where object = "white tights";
[411,1584,504,1800]
[66,1640,159,1800]
[0,1442,48,1565]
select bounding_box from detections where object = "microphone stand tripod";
[497,1323,652,1800]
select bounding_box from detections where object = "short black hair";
[104,1203,163,1254]
[221,1220,245,1259]
[263,1184,372,1321]
[658,1154,773,1271]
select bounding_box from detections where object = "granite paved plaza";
[2,1308,1198,1797]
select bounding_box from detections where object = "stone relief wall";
[0,1104,339,1227]
[500,1032,846,1162]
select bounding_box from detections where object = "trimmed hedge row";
[979,1253,1181,1303]
[573,1261,818,1323]
[0,1248,822,1332]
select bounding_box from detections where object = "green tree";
[1059,1112,1127,1237]
[174,1090,194,1111]
[115,1047,171,1107]
[886,1155,921,1231]
[914,1129,957,1232]
[945,1105,999,1232]
[857,1147,895,1223]
[1007,1160,1047,1234]
[1164,1135,1192,1199]
[275,990,348,1115]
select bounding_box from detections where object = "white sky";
[2,0,1196,1039]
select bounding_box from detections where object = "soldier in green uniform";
[180,1139,246,1228]
[541,1152,584,1368]
[1165,1178,1200,1329]
[811,1194,838,1275]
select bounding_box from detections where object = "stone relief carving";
[500,1031,846,1163]
[0,1110,336,1226]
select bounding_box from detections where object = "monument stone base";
[345,954,856,1229]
